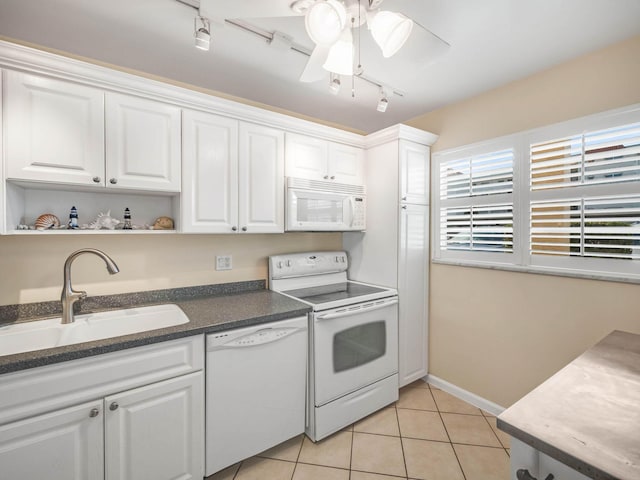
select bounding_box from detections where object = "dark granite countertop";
[0,281,311,375]
[497,330,640,480]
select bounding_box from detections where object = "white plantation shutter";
[440,149,513,199]
[434,104,640,281]
[531,123,640,190]
[435,146,515,259]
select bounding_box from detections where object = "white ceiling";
[0,0,639,133]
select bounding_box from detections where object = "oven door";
[312,297,398,406]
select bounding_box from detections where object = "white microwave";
[286,177,366,232]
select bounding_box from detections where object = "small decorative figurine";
[123,208,132,230]
[34,213,61,230]
[153,216,174,230]
[68,206,79,229]
[88,211,121,230]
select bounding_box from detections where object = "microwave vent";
[287,177,366,195]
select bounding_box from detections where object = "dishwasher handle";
[209,327,305,349]
[316,298,398,321]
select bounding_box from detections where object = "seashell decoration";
[35,213,61,230]
[153,216,174,230]
[88,210,121,230]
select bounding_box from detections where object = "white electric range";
[269,251,399,441]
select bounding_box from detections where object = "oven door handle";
[316,298,398,320]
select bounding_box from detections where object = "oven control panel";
[269,251,348,279]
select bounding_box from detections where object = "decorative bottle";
[68,206,79,229]
[123,208,132,230]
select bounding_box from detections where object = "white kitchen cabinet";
[0,399,104,480]
[105,371,204,480]
[238,122,285,233]
[3,72,181,193]
[400,140,430,205]
[182,110,284,234]
[398,204,430,386]
[105,92,181,192]
[344,129,436,388]
[285,133,364,185]
[3,70,105,186]
[0,336,204,479]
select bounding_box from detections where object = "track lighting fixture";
[195,15,211,51]
[376,88,389,113]
[329,73,341,95]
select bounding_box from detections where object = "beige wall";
[408,34,640,407]
[0,233,342,306]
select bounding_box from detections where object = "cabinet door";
[105,371,204,480]
[181,110,239,233]
[0,400,104,480]
[105,93,181,192]
[328,142,364,185]
[238,122,285,233]
[285,133,328,180]
[398,204,429,387]
[4,71,105,186]
[400,140,430,205]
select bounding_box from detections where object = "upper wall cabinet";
[181,110,284,234]
[105,93,181,192]
[400,140,430,205]
[285,133,364,185]
[3,71,181,193]
[4,71,105,186]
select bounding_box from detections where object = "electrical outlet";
[216,255,232,271]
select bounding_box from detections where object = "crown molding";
[364,123,439,148]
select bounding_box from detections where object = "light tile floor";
[207,380,510,480]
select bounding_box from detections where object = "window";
[433,104,640,282]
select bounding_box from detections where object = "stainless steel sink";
[0,304,189,357]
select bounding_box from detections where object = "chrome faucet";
[61,248,120,324]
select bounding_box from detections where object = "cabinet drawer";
[0,335,204,425]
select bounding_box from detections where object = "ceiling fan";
[199,0,449,84]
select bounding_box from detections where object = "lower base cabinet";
[0,336,204,480]
[510,437,590,480]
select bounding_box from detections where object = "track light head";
[195,16,211,51]
[329,73,341,95]
[376,88,389,112]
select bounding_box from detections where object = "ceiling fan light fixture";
[369,11,413,58]
[194,15,211,51]
[322,27,354,76]
[305,0,347,46]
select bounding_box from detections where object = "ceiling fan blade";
[398,19,450,67]
[199,0,302,20]
[299,45,330,83]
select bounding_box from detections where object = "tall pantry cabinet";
[344,126,438,387]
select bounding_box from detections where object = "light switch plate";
[216,255,232,271]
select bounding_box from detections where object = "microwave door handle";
[316,298,398,320]
[348,197,355,227]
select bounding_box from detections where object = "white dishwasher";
[205,316,307,476]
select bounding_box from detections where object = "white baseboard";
[424,374,505,416]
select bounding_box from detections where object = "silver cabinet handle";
[330,176,335,180]
[402,196,407,200]
[109,402,119,411]
[232,226,237,231]
[89,408,100,418]
[242,226,247,232]
[109,178,118,185]
[93,176,101,183]
[516,469,554,480]
[323,175,329,179]
[402,205,407,209]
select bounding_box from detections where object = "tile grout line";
[429,385,469,480]
[394,402,410,479]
